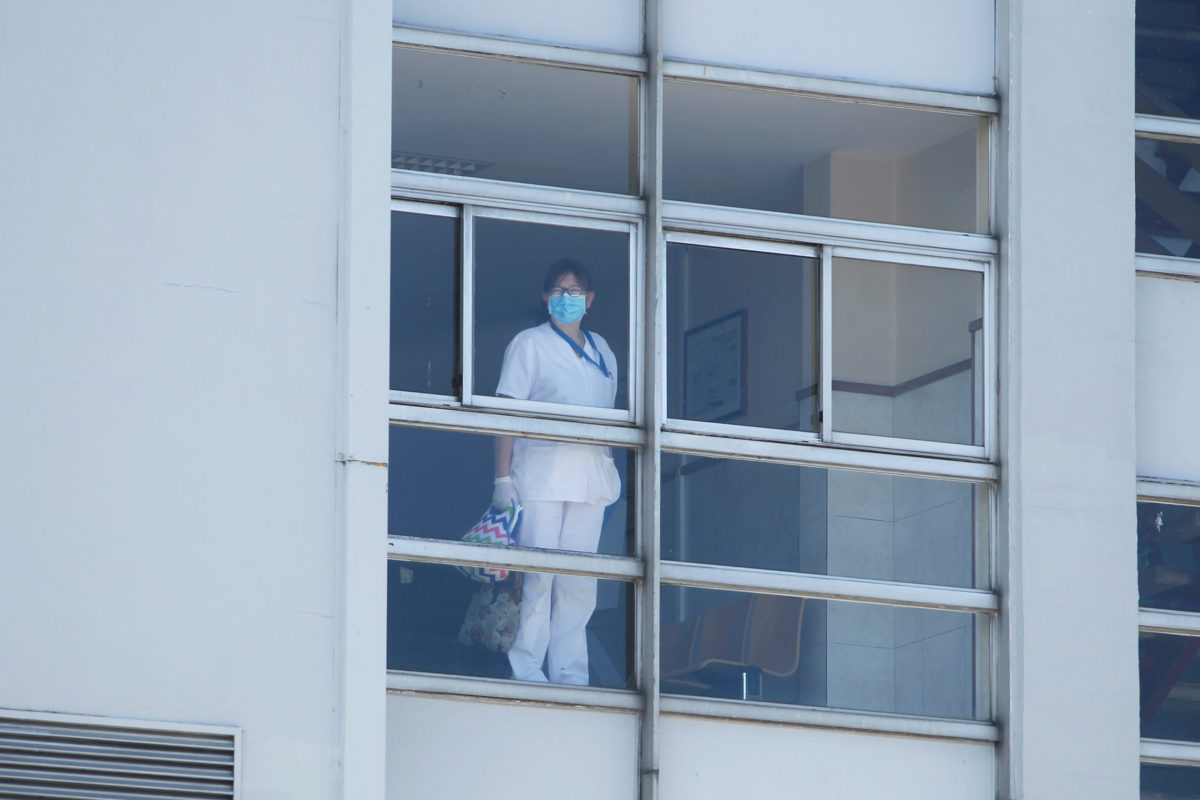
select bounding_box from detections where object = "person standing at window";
[492,259,621,685]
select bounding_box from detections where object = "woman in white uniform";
[492,259,621,685]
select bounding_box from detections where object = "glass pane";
[475,217,630,412]
[1143,763,1200,800]
[833,258,984,445]
[393,0,642,54]
[391,210,458,395]
[1140,501,1200,611]
[662,456,984,589]
[661,587,983,719]
[389,426,635,557]
[1137,137,1200,260]
[1141,631,1200,741]
[1137,0,1200,119]
[392,47,638,194]
[388,561,634,689]
[664,81,987,233]
[667,243,818,431]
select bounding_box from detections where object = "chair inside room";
[661,594,806,701]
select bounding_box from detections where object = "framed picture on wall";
[683,310,747,421]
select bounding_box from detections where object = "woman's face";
[543,271,595,311]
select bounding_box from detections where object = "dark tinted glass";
[393,47,638,194]
[1141,631,1200,741]
[833,258,984,445]
[667,243,818,431]
[664,80,987,232]
[1137,0,1200,119]
[1140,501,1200,611]
[660,587,982,718]
[388,426,635,557]
[661,455,983,588]
[388,561,635,689]
[391,210,459,395]
[474,217,630,411]
[1142,763,1200,799]
[1136,137,1200,260]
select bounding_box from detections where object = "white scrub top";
[496,322,621,505]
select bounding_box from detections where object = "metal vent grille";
[0,712,237,799]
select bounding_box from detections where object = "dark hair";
[543,258,592,294]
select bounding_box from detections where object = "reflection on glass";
[1139,501,1200,611]
[1137,0,1200,120]
[1142,763,1200,800]
[661,455,982,589]
[661,587,981,718]
[833,258,983,445]
[664,80,987,233]
[388,426,634,557]
[667,243,818,431]
[391,210,458,395]
[388,561,634,689]
[1137,137,1200,260]
[1141,631,1200,741]
[474,217,630,412]
[392,47,637,194]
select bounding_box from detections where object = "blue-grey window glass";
[666,243,818,432]
[663,80,987,233]
[388,426,635,557]
[391,210,458,395]
[1142,763,1200,800]
[660,586,982,719]
[1137,0,1200,119]
[833,258,984,445]
[1141,631,1200,741]
[388,561,634,689]
[392,47,637,195]
[474,217,631,412]
[1139,501,1200,611]
[1137,136,1200,260]
[661,455,983,589]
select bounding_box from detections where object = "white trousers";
[508,500,605,685]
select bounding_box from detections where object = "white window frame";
[387,20,1002,742]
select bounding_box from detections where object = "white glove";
[492,476,520,510]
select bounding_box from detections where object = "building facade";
[3,0,1197,798]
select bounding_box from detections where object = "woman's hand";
[493,475,520,510]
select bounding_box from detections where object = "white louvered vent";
[0,711,237,800]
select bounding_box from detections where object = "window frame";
[387,21,1001,740]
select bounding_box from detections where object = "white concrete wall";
[0,3,355,797]
[386,695,639,799]
[660,715,994,800]
[664,0,995,93]
[997,0,1141,798]
[1136,276,1200,482]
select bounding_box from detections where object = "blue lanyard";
[549,321,610,378]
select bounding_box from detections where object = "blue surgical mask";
[549,294,586,324]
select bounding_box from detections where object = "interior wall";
[0,3,346,798]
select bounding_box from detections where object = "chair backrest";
[745,595,806,677]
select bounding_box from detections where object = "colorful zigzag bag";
[456,503,522,583]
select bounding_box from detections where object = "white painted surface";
[659,715,994,800]
[386,694,639,799]
[0,2,355,798]
[663,0,995,93]
[392,0,642,53]
[1137,276,1200,482]
[997,0,1140,798]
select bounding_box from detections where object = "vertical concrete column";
[996,1,1140,798]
